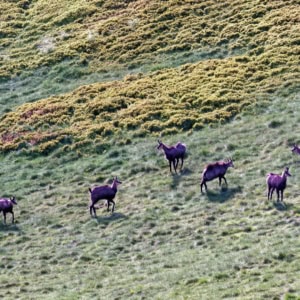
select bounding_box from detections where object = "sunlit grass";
[0,0,300,299]
[0,91,300,299]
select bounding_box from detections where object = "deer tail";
[88,188,92,193]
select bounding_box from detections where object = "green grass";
[0,1,299,112]
[0,0,300,299]
[0,90,300,299]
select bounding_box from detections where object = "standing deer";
[291,145,300,155]
[266,167,291,202]
[89,177,121,217]
[157,140,186,173]
[200,159,234,193]
[0,197,17,224]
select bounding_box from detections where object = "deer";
[266,167,291,203]
[0,197,17,224]
[200,159,234,193]
[157,140,187,173]
[89,177,122,217]
[291,144,300,155]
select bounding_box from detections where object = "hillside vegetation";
[0,0,300,299]
[1,91,300,299]
[0,0,299,153]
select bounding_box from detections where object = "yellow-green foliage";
[0,50,298,152]
[0,0,299,152]
[1,0,299,78]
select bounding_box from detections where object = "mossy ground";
[0,0,300,299]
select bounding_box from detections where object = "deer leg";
[111,200,116,213]
[223,176,228,186]
[269,187,274,200]
[177,157,183,171]
[11,211,14,223]
[3,212,6,225]
[173,160,177,174]
[175,158,179,170]
[200,181,207,193]
[107,200,110,212]
[90,204,96,217]
[276,189,280,202]
[180,157,184,170]
[169,160,172,173]
[269,187,275,201]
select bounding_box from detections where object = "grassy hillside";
[0,0,300,299]
[1,90,300,299]
[0,0,299,154]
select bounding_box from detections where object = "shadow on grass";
[273,201,293,211]
[204,186,243,203]
[0,222,22,232]
[170,167,193,189]
[94,212,127,224]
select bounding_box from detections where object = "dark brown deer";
[266,167,291,202]
[89,177,121,217]
[291,145,300,155]
[157,140,186,173]
[200,159,234,193]
[0,197,17,224]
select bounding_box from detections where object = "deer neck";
[163,144,172,153]
[111,181,118,191]
[161,143,168,151]
[281,172,288,181]
[225,162,231,170]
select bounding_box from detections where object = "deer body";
[0,197,17,224]
[157,140,186,173]
[291,145,300,155]
[89,177,121,217]
[200,159,234,193]
[267,167,291,202]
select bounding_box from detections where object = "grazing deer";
[89,177,121,217]
[291,145,300,155]
[266,167,291,202]
[0,197,17,224]
[157,140,186,173]
[200,159,234,193]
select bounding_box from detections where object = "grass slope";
[0,0,299,117]
[0,38,299,152]
[0,0,300,299]
[0,90,300,299]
